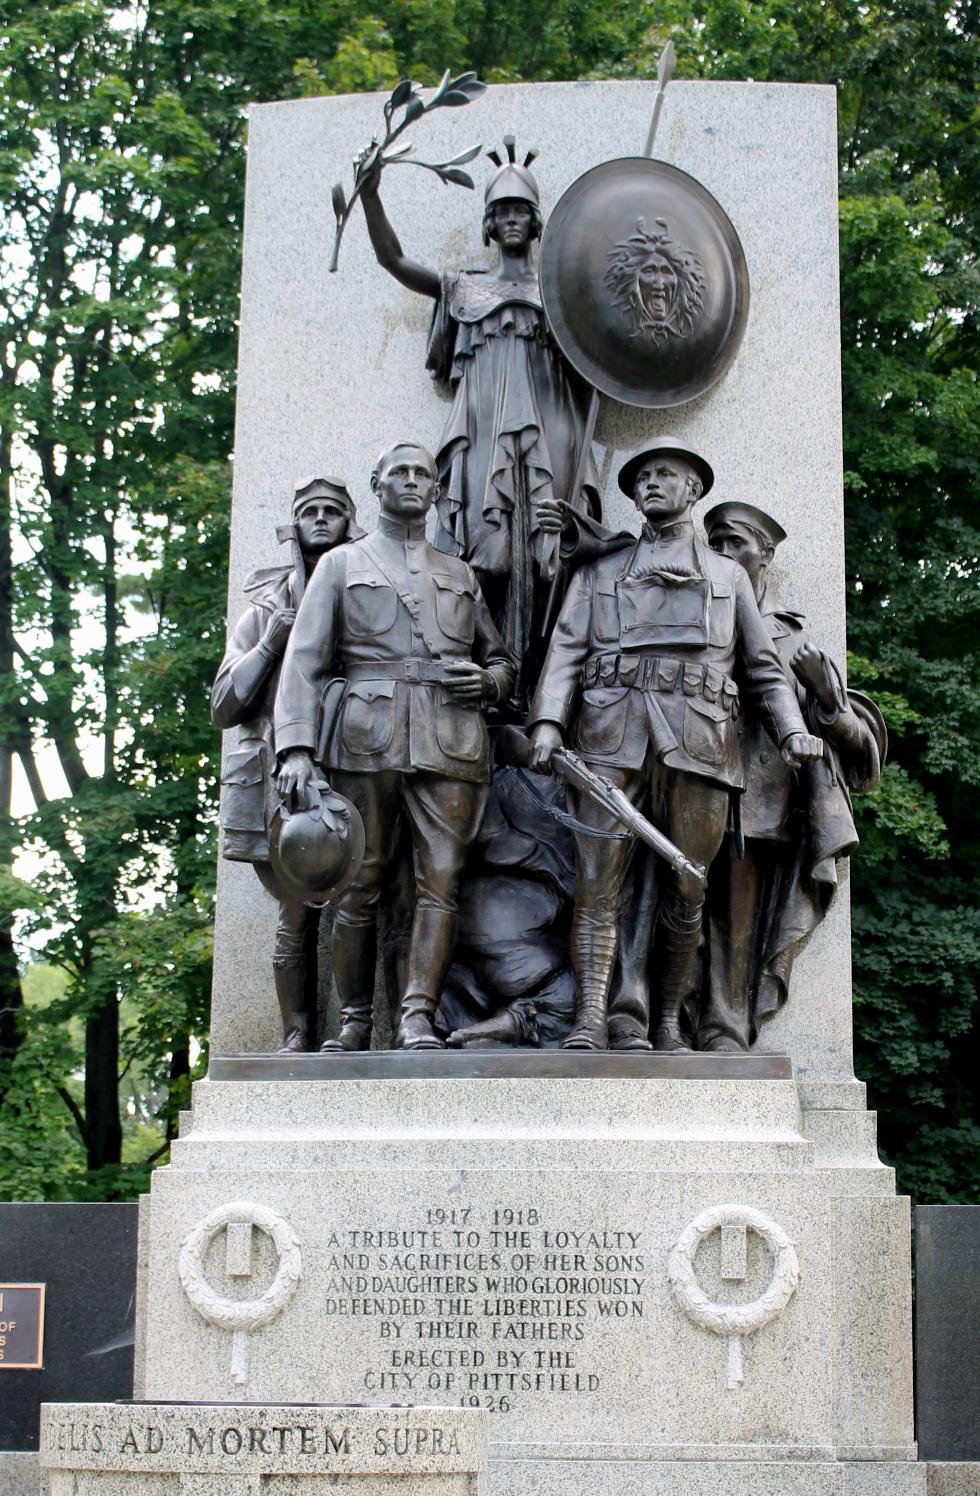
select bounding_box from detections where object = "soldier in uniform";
[698,501,886,1050]
[211,475,364,1053]
[527,438,823,1051]
[275,442,515,1051]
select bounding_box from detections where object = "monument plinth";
[42,77,922,1496]
[39,1402,488,1496]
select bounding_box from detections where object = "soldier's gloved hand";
[529,724,563,773]
[781,732,824,768]
[790,642,838,713]
[443,661,495,703]
[262,607,296,655]
[276,749,317,810]
[535,498,567,536]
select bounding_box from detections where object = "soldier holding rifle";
[527,438,823,1052]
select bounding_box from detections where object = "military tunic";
[529,520,807,779]
[276,515,513,782]
[274,514,515,1021]
[528,516,812,1051]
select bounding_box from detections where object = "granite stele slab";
[39,1402,487,1495]
[215,76,854,1076]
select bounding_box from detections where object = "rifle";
[275,521,306,609]
[497,725,706,893]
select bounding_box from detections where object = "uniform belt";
[343,659,455,684]
[583,652,740,714]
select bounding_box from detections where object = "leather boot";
[447,1005,529,1048]
[395,908,455,1050]
[561,912,617,1051]
[322,920,375,1052]
[652,896,700,1053]
[274,964,310,1054]
[396,994,444,1050]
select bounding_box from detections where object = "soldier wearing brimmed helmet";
[355,136,599,715]
[528,440,823,1052]
[212,474,364,1053]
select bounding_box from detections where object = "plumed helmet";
[269,783,365,904]
[485,135,541,212]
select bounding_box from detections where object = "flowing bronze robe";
[427,271,598,711]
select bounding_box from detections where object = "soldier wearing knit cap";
[212,474,363,1053]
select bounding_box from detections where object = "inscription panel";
[39,1401,487,1476]
[0,1283,45,1369]
[146,1170,834,1449]
[331,1207,643,1411]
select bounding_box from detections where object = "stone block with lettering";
[130,1067,922,1494]
[39,1402,487,1496]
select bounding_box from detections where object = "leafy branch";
[329,69,486,272]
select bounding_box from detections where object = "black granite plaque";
[0,1203,137,1451]
[0,1284,45,1368]
[915,1204,980,1460]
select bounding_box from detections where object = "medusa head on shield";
[604,218,706,346]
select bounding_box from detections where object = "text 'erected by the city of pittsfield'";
[322,1206,647,1413]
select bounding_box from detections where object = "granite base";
[0,1453,38,1496]
[130,1070,916,1492]
[927,1465,980,1496]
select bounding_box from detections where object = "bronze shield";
[539,158,750,408]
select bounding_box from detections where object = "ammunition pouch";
[582,653,740,718]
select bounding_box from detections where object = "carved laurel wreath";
[667,1203,800,1387]
[178,1200,303,1382]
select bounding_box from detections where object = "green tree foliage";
[667,0,980,1202]
[0,0,975,1201]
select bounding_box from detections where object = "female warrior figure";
[358,138,599,714]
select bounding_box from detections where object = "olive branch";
[329,70,487,272]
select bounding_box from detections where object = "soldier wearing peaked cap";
[275,442,515,1053]
[699,500,886,1051]
[212,474,365,1053]
[355,137,599,715]
[527,439,823,1052]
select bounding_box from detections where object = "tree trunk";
[84,983,122,1173]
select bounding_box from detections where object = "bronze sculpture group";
[213,95,885,1056]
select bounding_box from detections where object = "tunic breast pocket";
[707,581,735,647]
[344,574,398,638]
[342,681,396,756]
[592,586,620,644]
[575,686,631,757]
[682,696,735,768]
[433,573,476,645]
[436,696,486,763]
